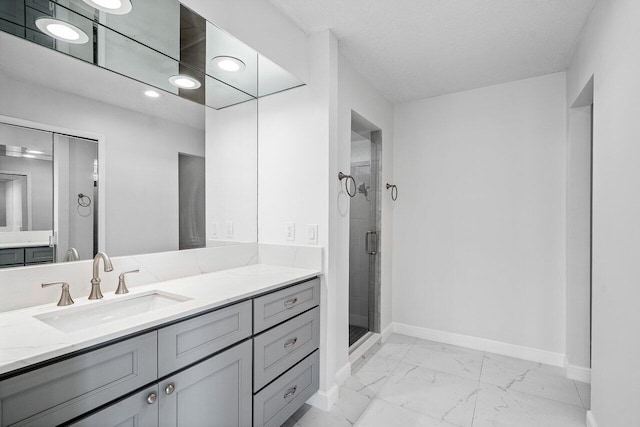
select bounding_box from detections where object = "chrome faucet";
[63,248,79,262]
[88,252,114,300]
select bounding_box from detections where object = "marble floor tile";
[355,398,459,427]
[575,381,591,409]
[472,385,586,427]
[288,404,352,427]
[330,386,372,424]
[385,333,417,345]
[480,353,583,407]
[343,355,401,398]
[377,363,480,427]
[402,340,484,380]
[374,341,413,361]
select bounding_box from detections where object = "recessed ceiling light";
[168,75,201,90]
[26,149,45,154]
[144,89,161,98]
[81,0,132,15]
[211,56,246,73]
[35,18,89,44]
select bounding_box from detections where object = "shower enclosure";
[348,113,382,349]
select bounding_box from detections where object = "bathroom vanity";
[0,264,321,427]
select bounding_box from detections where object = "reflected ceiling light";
[22,154,36,159]
[81,0,132,15]
[35,18,89,44]
[26,149,45,155]
[144,89,161,98]
[211,56,246,73]
[168,75,201,90]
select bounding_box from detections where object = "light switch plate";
[209,222,218,239]
[285,222,295,241]
[225,221,234,239]
[307,224,318,245]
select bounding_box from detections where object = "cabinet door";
[159,340,252,427]
[69,385,159,427]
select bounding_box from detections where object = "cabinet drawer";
[253,307,320,392]
[69,385,159,427]
[0,332,158,427]
[158,300,252,377]
[253,350,319,427]
[25,246,53,264]
[0,248,24,266]
[254,278,320,333]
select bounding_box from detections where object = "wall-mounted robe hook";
[386,183,398,201]
[338,172,357,198]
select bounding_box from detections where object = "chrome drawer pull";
[283,297,298,308]
[283,337,298,349]
[283,385,298,399]
[147,392,157,404]
[165,383,175,395]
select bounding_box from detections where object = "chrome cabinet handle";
[365,231,378,255]
[164,383,175,395]
[283,385,298,399]
[147,392,157,404]
[283,297,298,308]
[283,337,298,349]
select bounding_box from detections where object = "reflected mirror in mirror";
[0,0,304,269]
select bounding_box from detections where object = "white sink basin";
[35,292,191,333]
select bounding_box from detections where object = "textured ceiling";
[267,0,596,103]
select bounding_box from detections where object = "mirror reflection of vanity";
[0,0,303,268]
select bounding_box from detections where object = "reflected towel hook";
[386,183,398,201]
[338,172,356,198]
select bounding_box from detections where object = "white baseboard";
[335,362,351,386]
[393,322,565,367]
[586,410,597,427]
[564,357,591,383]
[307,384,339,411]
[380,323,394,343]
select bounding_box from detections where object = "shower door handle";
[365,231,378,255]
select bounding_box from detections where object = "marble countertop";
[0,263,320,377]
[0,242,50,249]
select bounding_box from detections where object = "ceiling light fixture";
[211,56,246,73]
[35,18,89,44]
[26,149,45,155]
[168,75,201,90]
[144,89,161,98]
[22,154,36,159]
[81,0,132,15]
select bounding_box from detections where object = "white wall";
[0,73,204,257]
[566,0,640,424]
[565,105,591,371]
[393,73,566,355]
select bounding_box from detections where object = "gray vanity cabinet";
[0,332,157,427]
[159,340,252,427]
[69,385,160,427]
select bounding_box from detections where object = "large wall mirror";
[0,0,303,267]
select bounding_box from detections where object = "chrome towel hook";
[386,183,398,201]
[338,172,356,198]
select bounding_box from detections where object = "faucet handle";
[115,270,139,295]
[42,282,74,306]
